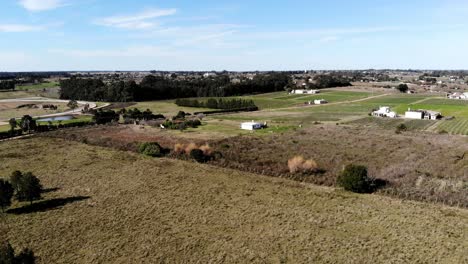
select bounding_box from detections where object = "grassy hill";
[1,138,467,263]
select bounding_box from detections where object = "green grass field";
[15,81,59,91]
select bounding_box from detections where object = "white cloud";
[95,8,177,30]
[0,24,44,32]
[18,0,66,12]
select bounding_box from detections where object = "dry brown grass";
[0,138,467,263]
[184,142,198,154]
[173,143,185,154]
[288,155,318,173]
[199,143,213,156]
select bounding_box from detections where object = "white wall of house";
[405,111,424,119]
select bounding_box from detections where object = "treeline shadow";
[7,196,91,215]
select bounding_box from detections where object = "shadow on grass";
[7,196,91,215]
[42,187,60,194]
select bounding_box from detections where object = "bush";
[184,143,198,155]
[288,156,318,174]
[190,149,208,163]
[138,142,164,157]
[0,241,36,264]
[199,144,213,156]
[395,124,407,134]
[174,143,185,154]
[337,165,373,193]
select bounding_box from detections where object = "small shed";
[241,121,263,131]
[314,99,328,105]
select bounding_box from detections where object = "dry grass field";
[1,137,467,263]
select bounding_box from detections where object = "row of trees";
[59,73,291,102]
[175,98,257,110]
[0,81,15,91]
[118,108,165,121]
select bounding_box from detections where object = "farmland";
[1,137,467,263]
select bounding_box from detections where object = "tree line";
[59,73,291,102]
[0,81,15,91]
[175,98,257,110]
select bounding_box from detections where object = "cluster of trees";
[162,119,201,130]
[8,116,37,134]
[310,75,352,89]
[118,108,165,121]
[0,81,15,91]
[59,73,291,102]
[60,78,137,102]
[0,171,43,212]
[91,109,119,125]
[0,242,36,264]
[175,98,257,110]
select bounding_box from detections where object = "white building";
[290,89,320,95]
[241,121,263,131]
[314,99,328,105]
[372,106,397,118]
[447,92,468,100]
[405,109,442,120]
[405,110,424,119]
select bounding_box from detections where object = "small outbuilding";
[405,108,442,120]
[290,89,320,95]
[241,121,264,131]
[314,99,328,105]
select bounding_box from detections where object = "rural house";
[372,106,397,118]
[447,92,468,100]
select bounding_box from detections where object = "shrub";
[395,124,407,134]
[190,149,208,163]
[288,156,318,174]
[0,241,36,264]
[138,142,164,157]
[337,164,373,193]
[174,143,185,154]
[184,143,198,154]
[199,144,213,156]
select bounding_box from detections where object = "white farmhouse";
[241,121,263,131]
[447,92,468,100]
[290,89,320,95]
[372,106,397,118]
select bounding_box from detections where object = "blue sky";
[1,0,468,71]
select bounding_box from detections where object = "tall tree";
[0,179,14,213]
[14,172,43,205]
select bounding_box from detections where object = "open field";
[0,87,60,100]
[0,102,69,121]
[45,123,468,207]
[1,137,467,263]
[15,81,59,91]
